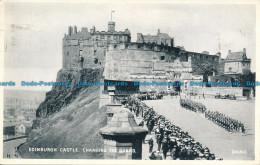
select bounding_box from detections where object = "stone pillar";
[108,86,116,103]
[99,108,148,159]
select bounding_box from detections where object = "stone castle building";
[62,20,252,98]
[224,48,251,75]
[103,42,221,94]
[62,21,131,70]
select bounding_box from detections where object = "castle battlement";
[107,42,181,54]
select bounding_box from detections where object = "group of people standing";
[180,99,245,133]
[179,99,206,113]
[205,111,245,133]
[116,95,222,160]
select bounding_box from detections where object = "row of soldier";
[205,111,245,133]
[179,99,245,133]
[116,95,221,160]
[179,99,206,113]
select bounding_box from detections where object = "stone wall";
[189,87,244,96]
[104,43,221,82]
[63,44,106,70]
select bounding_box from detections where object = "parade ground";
[143,97,255,160]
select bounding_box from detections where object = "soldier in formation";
[180,99,245,133]
[205,111,245,133]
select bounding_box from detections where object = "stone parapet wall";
[188,87,244,96]
[107,42,180,54]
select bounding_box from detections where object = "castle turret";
[108,21,115,32]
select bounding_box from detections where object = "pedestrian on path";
[148,136,154,153]
[162,140,169,159]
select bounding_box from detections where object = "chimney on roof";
[243,48,246,54]
[68,26,73,36]
[74,26,77,34]
[217,52,221,61]
[171,38,174,47]
[228,50,231,55]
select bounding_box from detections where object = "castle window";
[101,35,105,39]
[212,57,215,61]
[94,58,99,64]
[94,50,97,55]
[200,55,202,59]
[107,36,111,40]
[113,36,117,40]
[206,56,208,59]
[67,52,69,56]
[186,54,189,61]
[161,56,165,60]
[79,42,83,47]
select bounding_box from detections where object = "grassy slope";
[19,86,107,159]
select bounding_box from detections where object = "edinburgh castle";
[62,20,252,100]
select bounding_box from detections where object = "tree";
[239,72,256,97]
[194,61,217,83]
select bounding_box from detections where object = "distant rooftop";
[226,48,248,60]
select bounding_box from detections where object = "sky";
[3,2,256,91]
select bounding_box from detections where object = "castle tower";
[99,108,148,159]
[108,21,115,32]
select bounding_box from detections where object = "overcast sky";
[4,2,256,91]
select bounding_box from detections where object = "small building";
[224,48,251,75]
[3,123,32,140]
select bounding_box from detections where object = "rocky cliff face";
[19,68,107,159]
[36,68,101,118]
